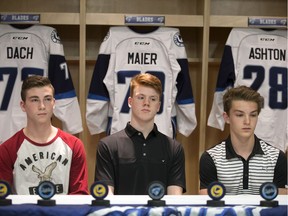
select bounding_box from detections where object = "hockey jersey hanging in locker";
[0,24,83,144]
[86,26,197,138]
[208,27,287,152]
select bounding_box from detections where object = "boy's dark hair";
[223,85,264,114]
[21,75,54,101]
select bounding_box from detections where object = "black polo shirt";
[199,135,287,195]
[95,123,186,195]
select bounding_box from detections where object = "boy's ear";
[223,112,230,124]
[128,97,132,108]
[20,100,26,112]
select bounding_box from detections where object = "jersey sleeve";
[48,28,83,134]
[207,43,236,130]
[86,30,112,135]
[199,151,218,189]
[172,29,197,136]
[175,58,197,136]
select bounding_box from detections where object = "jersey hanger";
[128,26,160,34]
[10,24,34,29]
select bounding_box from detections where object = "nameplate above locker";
[0,14,40,24]
[125,15,165,25]
[248,17,287,28]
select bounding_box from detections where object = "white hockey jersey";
[0,24,83,144]
[208,28,287,152]
[86,26,197,138]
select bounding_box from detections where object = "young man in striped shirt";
[199,86,287,195]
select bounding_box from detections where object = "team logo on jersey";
[147,181,165,200]
[51,30,61,44]
[90,181,109,200]
[32,162,57,182]
[173,32,184,47]
[208,182,226,201]
[259,182,278,201]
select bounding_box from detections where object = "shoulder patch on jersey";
[103,30,110,42]
[51,29,61,44]
[173,32,184,47]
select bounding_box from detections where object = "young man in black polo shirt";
[199,86,287,195]
[94,73,186,195]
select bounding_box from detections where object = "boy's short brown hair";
[223,85,264,114]
[21,75,54,101]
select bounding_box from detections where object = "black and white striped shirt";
[200,136,287,195]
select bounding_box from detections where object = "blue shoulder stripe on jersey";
[88,93,110,101]
[177,98,194,105]
[215,84,233,92]
[54,90,76,100]
[215,87,226,92]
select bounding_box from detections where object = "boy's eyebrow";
[28,95,39,99]
[233,109,258,113]
[28,95,53,99]
[44,95,53,98]
[135,93,158,96]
